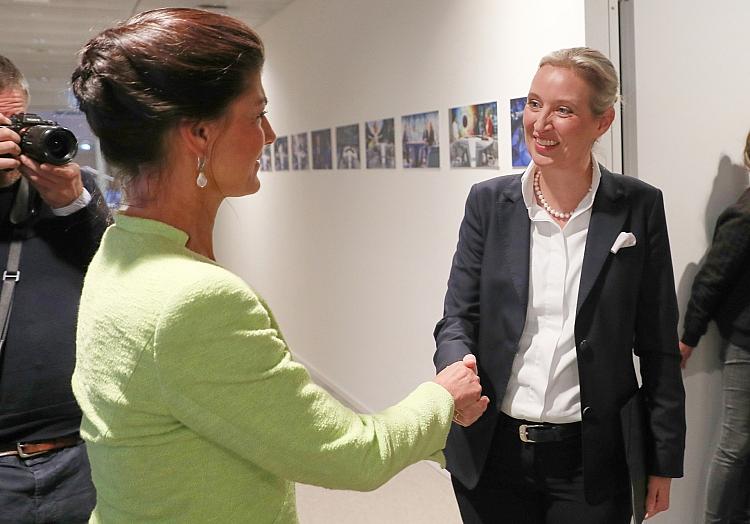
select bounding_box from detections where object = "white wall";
[215,0,588,410]
[627,1,750,523]
[214,1,750,522]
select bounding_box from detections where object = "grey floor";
[296,461,462,524]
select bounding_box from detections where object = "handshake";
[434,354,490,427]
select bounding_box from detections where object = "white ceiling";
[0,0,294,109]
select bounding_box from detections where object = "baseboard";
[292,350,452,479]
[292,351,371,413]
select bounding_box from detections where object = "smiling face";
[523,65,613,172]
[207,71,275,197]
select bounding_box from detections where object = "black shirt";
[0,170,109,442]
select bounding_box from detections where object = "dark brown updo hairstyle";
[71,8,264,177]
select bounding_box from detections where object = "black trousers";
[452,413,631,524]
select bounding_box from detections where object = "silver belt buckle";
[519,424,544,443]
[16,443,47,459]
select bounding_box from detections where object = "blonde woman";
[435,47,686,523]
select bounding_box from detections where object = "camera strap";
[0,236,22,355]
[0,178,34,358]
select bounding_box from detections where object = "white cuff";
[51,188,92,217]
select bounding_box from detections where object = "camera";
[1,113,77,165]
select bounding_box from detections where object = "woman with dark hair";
[70,8,488,522]
[680,131,750,523]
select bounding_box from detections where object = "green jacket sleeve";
[153,270,454,491]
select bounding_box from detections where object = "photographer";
[0,54,109,523]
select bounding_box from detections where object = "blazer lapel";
[497,177,530,309]
[577,168,629,314]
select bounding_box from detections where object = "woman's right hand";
[0,115,21,172]
[434,354,490,427]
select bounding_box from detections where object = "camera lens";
[21,126,78,165]
[45,130,77,162]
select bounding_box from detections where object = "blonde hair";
[539,47,619,116]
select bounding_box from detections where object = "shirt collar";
[521,157,602,222]
[113,214,189,247]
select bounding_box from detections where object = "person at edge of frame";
[680,130,750,524]
[0,54,110,524]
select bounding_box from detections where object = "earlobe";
[598,107,616,134]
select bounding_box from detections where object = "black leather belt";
[518,422,581,443]
[501,413,582,443]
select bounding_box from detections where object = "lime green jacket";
[72,215,453,523]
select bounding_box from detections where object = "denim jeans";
[0,441,96,524]
[705,343,750,524]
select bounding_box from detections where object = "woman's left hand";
[644,475,672,519]
[678,341,694,369]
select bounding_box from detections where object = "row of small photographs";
[259,97,532,172]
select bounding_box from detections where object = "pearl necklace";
[533,169,592,220]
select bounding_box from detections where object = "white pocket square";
[610,232,637,254]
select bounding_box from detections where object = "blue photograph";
[311,129,333,170]
[401,111,439,168]
[510,97,532,168]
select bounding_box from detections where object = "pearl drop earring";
[196,157,208,188]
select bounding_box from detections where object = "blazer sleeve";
[434,184,484,372]
[153,273,454,492]
[633,189,686,478]
[681,205,750,346]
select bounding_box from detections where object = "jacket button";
[579,340,593,361]
[582,406,593,419]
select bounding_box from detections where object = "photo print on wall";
[365,118,395,169]
[274,136,289,171]
[292,132,309,170]
[449,102,498,169]
[336,124,360,169]
[402,111,439,168]
[510,97,532,168]
[311,129,333,169]
[260,144,272,171]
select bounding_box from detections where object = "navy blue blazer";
[434,167,686,504]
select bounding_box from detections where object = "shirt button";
[582,406,593,419]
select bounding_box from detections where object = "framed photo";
[336,124,360,169]
[449,102,498,169]
[510,97,532,168]
[311,129,333,170]
[401,111,439,168]
[274,136,290,171]
[365,118,395,169]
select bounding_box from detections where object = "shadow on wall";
[703,155,749,242]
[676,154,749,378]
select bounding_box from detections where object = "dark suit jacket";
[434,167,686,504]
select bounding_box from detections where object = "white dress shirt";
[500,160,601,423]
[51,187,92,216]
